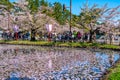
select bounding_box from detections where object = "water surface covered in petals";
[0,45,120,80]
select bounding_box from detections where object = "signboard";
[46,24,52,32]
[13,25,19,32]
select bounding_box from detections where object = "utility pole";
[70,0,72,32]
[63,0,72,32]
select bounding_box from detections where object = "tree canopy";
[0,0,120,36]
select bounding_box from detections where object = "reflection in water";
[0,45,119,80]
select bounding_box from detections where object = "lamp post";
[63,0,72,32]
[70,0,72,32]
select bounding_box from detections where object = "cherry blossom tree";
[78,2,120,43]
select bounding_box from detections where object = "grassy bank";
[103,60,120,80]
[0,40,119,50]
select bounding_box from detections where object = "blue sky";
[10,0,120,15]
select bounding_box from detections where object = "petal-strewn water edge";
[0,45,119,80]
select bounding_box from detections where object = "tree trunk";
[109,33,113,45]
[89,30,93,42]
[30,28,36,41]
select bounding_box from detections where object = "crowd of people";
[1,29,120,45]
[0,29,91,42]
[1,30,31,40]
